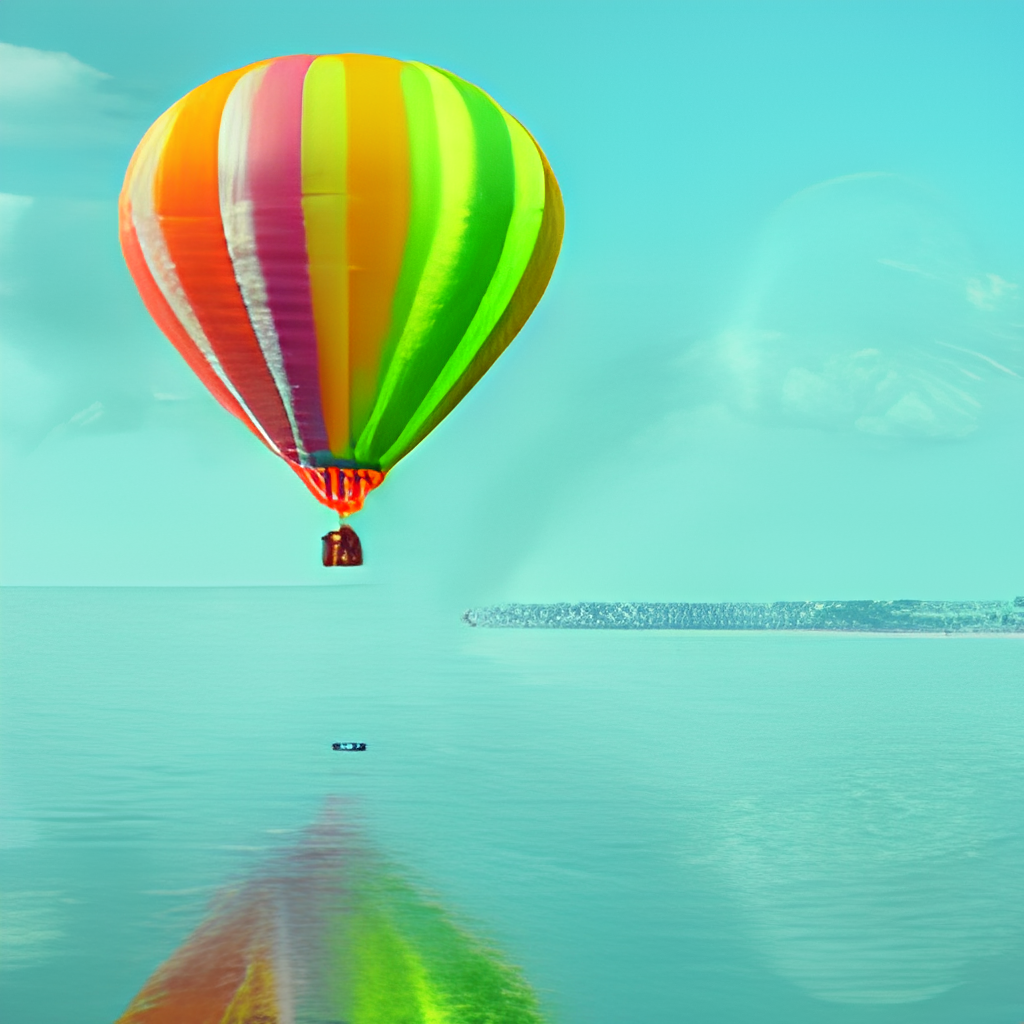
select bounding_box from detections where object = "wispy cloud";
[0,191,33,231]
[0,192,33,296]
[965,273,1018,312]
[0,41,139,146]
[877,258,934,278]
[0,193,200,449]
[693,173,1024,441]
[936,341,1020,378]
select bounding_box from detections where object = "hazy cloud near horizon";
[685,173,1024,441]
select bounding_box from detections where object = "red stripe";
[290,466,385,515]
[247,54,329,453]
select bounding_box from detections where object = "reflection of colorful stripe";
[342,870,550,1024]
[114,897,279,1024]
[113,827,550,1024]
[120,54,563,489]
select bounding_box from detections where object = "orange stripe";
[341,54,411,442]
[118,121,266,445]
[152,62,298,459]
[114,901,266,1023]
[119,193,265,446]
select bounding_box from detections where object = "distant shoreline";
[463,600,1024,634]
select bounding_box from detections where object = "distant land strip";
[463,599,1024,633]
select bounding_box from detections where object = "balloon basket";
[322,525,363,567]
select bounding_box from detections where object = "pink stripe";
[247,54,329,455]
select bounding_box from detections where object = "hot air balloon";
[119,54,563,565]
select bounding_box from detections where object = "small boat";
[332,742,366,751]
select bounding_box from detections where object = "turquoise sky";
[1,1,1022,600]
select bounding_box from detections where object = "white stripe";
[218,66,308,462]
[127,104,282,456]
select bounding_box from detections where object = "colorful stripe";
[219,64,304,457]
[120,53,563,513]
[114,896,280,1024]
[301,55,350,456]
[341,54,413,451]
[383,143,564,469]
[291,466,385,517]
[247,54,329,455]
[151,63,298,459]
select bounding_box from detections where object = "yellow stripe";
[301,55,350,455]
[343,54,412,450]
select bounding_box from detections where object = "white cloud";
[698,173,1024,440]
[0,192,33,235]
[0,192,33,296]
[966,273,1018,311]
[0,41,109,101]
[0,41,136,145]
[0,191,33,241]
[67,400,105,428]
[856,391,942,437]
[774,348,981,439]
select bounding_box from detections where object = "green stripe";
[343,868,550,1024]
[379,111,547,466]
[352,64,471,461]
[354,64,516,462]
[347,62,441,454]
[380,145,564,469]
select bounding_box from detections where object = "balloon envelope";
[120,54,563,515]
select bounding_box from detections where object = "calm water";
[1,587,1022,1022]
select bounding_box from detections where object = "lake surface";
[1,587,1022,1022]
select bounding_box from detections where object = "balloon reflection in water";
[114,818,549,1024]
